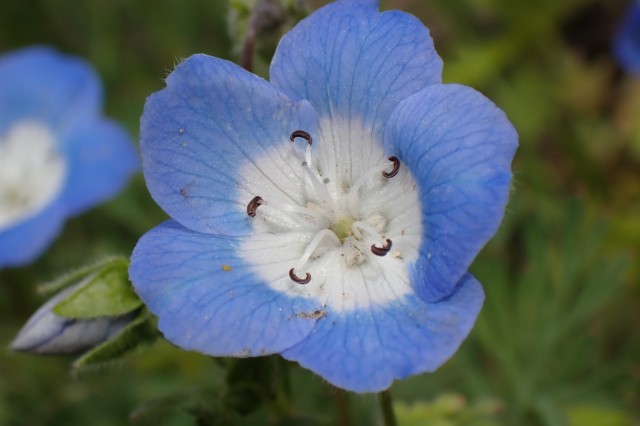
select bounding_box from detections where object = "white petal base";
[238,117,423,312]
[0,121,66,230]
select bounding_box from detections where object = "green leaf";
[53,257,142,318]
[72,311,159,373]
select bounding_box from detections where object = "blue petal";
[141,55,317,236]
[129,220,322,356]
[0,46,101,135]
[59,117,138,216]
[282,273,484,393]
[384,84,517,302]
[613,2,640,75]
[270,0,442,138]
[0,200,65,268]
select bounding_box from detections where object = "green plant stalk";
[330,387,354,426]
[379,390,397,426]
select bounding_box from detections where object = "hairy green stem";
[378,389,397,426]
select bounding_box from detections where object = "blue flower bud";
[10,283,135,355]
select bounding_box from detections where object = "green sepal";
[224,356,293,419]
[38,256,128,295]
[224,357,278,413]
[52,257,142,318]
[72,311,159,373]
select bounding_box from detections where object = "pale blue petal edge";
[129,220,322,356]
[282,273,484,393]
[59,117,138,216]
[0,200,65,268]
[270,0,442,138]
[140,55,317,236]
[384,84,517,302]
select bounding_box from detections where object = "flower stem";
[240,26,256,72]
[330,386,354,426]
[378,390,397,426]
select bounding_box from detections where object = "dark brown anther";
[246,196,263,217]
[371,239,393,256]
[289,268,311,284]
[290,130,312,146]
[382,156,400,178]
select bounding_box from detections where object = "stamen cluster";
[246,130,400,284]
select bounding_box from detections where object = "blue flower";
[0,47,138,267]
[130,0,517,392]
[613,1,640,75]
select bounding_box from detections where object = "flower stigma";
[330,217,354,243]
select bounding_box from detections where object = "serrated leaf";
[72,311,159,373]
[53,258,141,318]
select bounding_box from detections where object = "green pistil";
[331,217,354,243]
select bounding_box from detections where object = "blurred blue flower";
[0,47,138,267]
[613,1,640,75]
[130,0,517,392]
[10,282,135,355]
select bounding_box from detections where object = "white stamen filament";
[351,220,386,246]
[303,165,336,211]
[240,117,422,311]
[294,228,341,271]
[347,160,394,216]
[305,144,312,169]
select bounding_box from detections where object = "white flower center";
[239,117,422,312]
[0,121,67,231]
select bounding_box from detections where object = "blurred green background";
[0,0,638,425]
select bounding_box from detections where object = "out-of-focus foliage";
[394,394,504,426]
[0,0,638,425]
